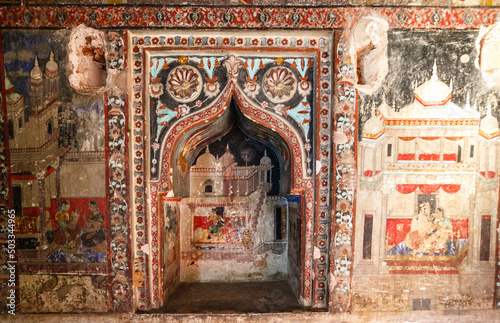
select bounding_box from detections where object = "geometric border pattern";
[0,6,499,30]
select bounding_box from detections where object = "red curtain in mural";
[418,154,440,161]
[443,154,457,161]
[398,154,415,161]
[396,184,461,194]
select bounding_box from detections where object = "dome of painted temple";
[362,111,385,140]
[260,150,272,166]
[220,144,235,168]
[4,75,14,92]
[414,61,452,107]
[46,51,59,77]
[193,146,217,168]
[480,104,499,139]
[30,57,43,81]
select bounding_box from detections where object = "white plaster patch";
[314,246,321,259]
[141,244,150,255]
[329,272,336,290]
[316,160,322,175]
[352,16,389,95]
[460,54,470,63]
[475,23,500,88]
[334,131,348,145]
[68,24,107,95]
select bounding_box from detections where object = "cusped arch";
[154,56,309,194]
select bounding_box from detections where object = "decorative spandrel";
[148,54,316,182]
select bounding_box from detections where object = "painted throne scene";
[354,28,500,309]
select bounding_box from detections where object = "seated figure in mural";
[80,200,106,252]
[404,202,433,254]
[404,204,452,254]
[426,208,452,254]
[208,208,225,242]
[54,201,81,251]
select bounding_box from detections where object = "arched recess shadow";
[151,65,315,309]
[169,97,292,197]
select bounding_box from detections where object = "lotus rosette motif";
[166,66,203,102]
[262,67,297,103]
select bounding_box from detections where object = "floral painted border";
[0,6,499,29]
[105,30,133,313]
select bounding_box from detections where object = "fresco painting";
[129,30,333,309]
[46,198,108,263]
[193,206,247,247]
[178,126,290,282]
[160,197,180,303]
[2,3,500,318]
[2,29,108,313]
[353,29,499,310]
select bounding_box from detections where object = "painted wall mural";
[0,29,110,313]
[178,126,288,287]
[129,30,333,310]
[353,29,499,311]
[159,197,180,304]
[1,4,500,316]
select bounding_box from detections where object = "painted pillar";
[54,158,61,209]
[35,170,47,248]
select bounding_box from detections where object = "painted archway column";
[330,30,357,313]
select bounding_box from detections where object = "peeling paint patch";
[352,17,389,95]
[68,24,107,95]
[475,23,500,89]
[352,293,408,312]
[435,294,493,310]
[19,275,108,313]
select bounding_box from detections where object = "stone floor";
[144,281,322,314]
[6,310,500,322]
[6,282,500,322]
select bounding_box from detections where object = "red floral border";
[0,6,498,29]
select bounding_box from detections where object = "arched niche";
[128,31,333,312]
[169,98,292,198]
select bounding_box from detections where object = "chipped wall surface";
[1,3,500,321]
[19,274,108,313]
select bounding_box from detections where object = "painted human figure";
[208,208,225,241]
[80,201,106,252]
[404,202,434,253]
[54,201,81,250]
[426,207,452,254]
